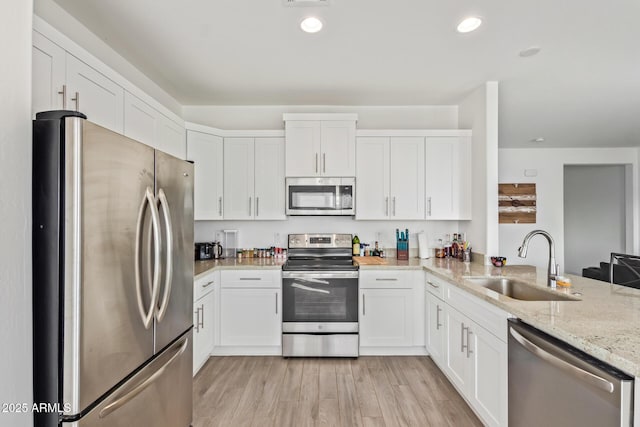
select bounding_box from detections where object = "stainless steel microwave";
[285,177,355,216]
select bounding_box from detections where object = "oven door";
[282,271,358,333]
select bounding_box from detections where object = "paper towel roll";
[418,231,430,259]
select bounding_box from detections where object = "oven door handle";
[291,283,331,294]
[290,277,330,285]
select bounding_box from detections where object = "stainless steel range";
[282,233,359,357]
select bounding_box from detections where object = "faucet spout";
[517,229,559,288]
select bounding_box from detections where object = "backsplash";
[195,217,463,250]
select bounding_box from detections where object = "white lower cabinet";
[193,283,216,376]
[359,270,425,355]
[217,270,282,355]
[427,275,508,427]
[425,291,446,367]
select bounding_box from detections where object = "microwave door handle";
[291,283,330,294]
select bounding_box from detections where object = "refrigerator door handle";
[98,335,189,419]
[135,187,163,329]
[155,188,173,322]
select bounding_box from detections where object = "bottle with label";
[352,235,360,256]
[436,239,445,258]
[444,234,452,258]
[451,233,459,259]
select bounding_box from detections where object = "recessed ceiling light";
[531,137,545,143]
[519,46,541,57]
[457,17,482,33]
[300,17,323,33]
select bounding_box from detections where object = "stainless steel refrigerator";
[33,111,193,427]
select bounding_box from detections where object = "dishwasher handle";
[509,327,615,394]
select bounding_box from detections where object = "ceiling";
[50,0,640,148]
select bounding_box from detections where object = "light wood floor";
[193,356,482,427]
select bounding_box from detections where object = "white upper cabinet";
[390,137,425,219]
[356,136,425,220]
[32,31,65,117]
[224,137,286,220]
[66,54,124,133]
[224,138,255,220]
[320,121,356,176]
[124,92,186,159]
[187,130,224,220]
[284,114,357,177]
[254,138,286,220]
[157,115,186,159]
[425,136,472,220]
[124,91,157,147]
[356,137,390,220]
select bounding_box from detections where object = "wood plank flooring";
[193,356,482,427]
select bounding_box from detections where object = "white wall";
[34,0,182,116]
[499,148,640,273]
[0,1,33,426]
[458,82,499,262]
[195,217,460,254]
[564,165,627,274]
[183,105,458,130]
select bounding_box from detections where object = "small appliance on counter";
[194,242,223,260]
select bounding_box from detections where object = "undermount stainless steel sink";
[464,277,580,301]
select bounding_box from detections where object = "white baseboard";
[359,346,428,356]
[211,346,282,356]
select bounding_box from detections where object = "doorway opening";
[563,164,631,275]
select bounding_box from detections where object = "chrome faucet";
[517,230,559,288]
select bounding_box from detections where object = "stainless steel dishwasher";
[508,319,634,426]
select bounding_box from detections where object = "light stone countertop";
[195,256,640,377]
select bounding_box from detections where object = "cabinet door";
[425,292,446,366]
[186,131,224,220]
[320,121,356,176]
[220,288,281,346]
[123,91,157,148]
[224,138,255,219]
[66,54,124,133]
[360,288,413,347]
[469,323,507,427]
[285,121,321,177]
[425,137,472,220]
[32,31,65,117]
[157,115,186,159]
[254,138,285,220]
[444,305,471,392]
[192,298,206,375]
[389,137,425,219]
[355,137,390,220]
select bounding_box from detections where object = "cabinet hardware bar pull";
[385,197,389,216]
[194,309,200,332]
[436,305,442,330]
[323,153,326,173]
[71,91,80,111]
[466,330,473,358]
[393,197,396,216]
[256,197,259,217]
[461,323,467,353]
[315,153,318,173]
[275,292,278,314]
[427,281,439,289]
[218,197,222,217]
[202,281,214,288]
[375,278,398,281]
[363,294,366,316]
[200,305,205,329]
[248,197,252,217]
[427,197,432,217]
[239,277,262,280]
[58,85,67,109]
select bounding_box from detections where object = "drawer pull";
[239,277,262,281]
[427,281,439,289]
[202,281,214,288]
[375,278,398,281]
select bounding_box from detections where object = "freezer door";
[62,119,157,415]
[64,331,193,427]
[154,150,194,352]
